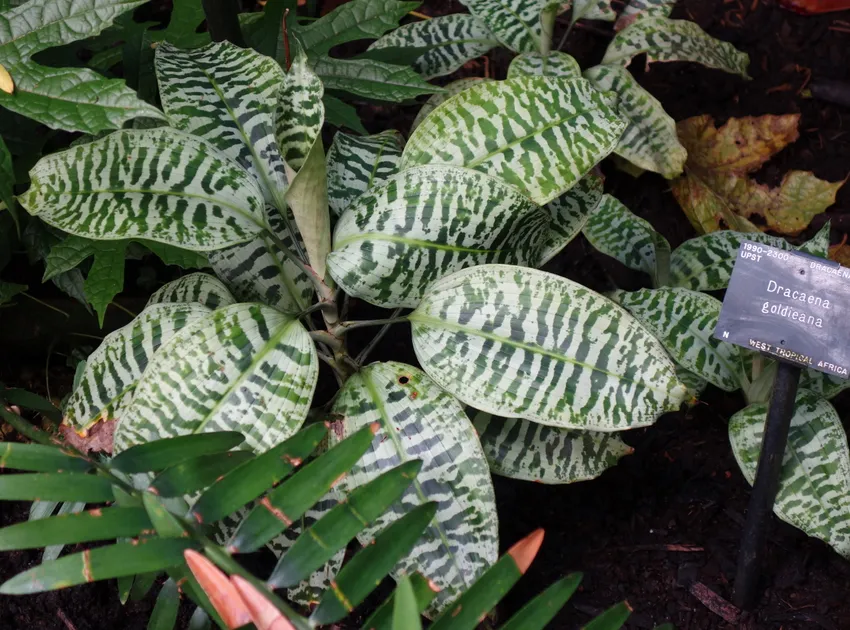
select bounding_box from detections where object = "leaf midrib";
[334,232,507,255]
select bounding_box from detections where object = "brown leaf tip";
[508,528,545,574]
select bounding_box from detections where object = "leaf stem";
[21,293,69,317]
[557,22,575,51]
[335,317,409,334]
[356,308,405,365]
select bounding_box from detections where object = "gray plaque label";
[714,241,850,378]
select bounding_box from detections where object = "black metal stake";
[732,361,802,610]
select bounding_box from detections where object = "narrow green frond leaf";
[148,578,180,630]
[362,573,439,630]
[583,601,631,629]
[500,573,583,630]
[0,473,115,502]
[0,442,91,473]
[142,493,188,538]
[150,451,254,498]
[392,575,423,630]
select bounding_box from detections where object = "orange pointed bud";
[507,528,544,574]
[231,575,296,630]
[183,550,251,629]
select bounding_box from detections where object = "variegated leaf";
[460,0,551,52]
[571,0,617,24]
[601,17,750,78]
[155,41,288,207]
[618,288,742,391]
[401,77,625,205]
[799,369,850,400]
[669,231,791,291]
[64,302,212,433]
[327,166,550,308]
[368,14,499,79]
[19,129,267,250]
[796,222,830,258]
[615,0,675,31]
[507,52,582,79]
[410,77,492,132]
[677,366,708,399]
[538,172,604,265]
[311,56,443,102]
[114,304,318,453]
[208,209,313,314]
[329,361,498,613]
[584,64,686,179]
[471,411,632,483]
[411,264,688,430]
[583,194,671,287]
[146,273,236,310]
[730,390,850,557]
[276,52,324,172]
[326,130,404,218]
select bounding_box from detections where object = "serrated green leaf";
[22,221,90,310]
[312,56,443,102]
[472,411,632,483]
[369,13,499,79]
[538,172,604,265]
[146,273,236,310]
[500,573,583,630]
[141,241,209,269]
[460,0,550,52]
[411,264,688,430]
[0,506,151,551]
[64,302,212,433]
[362,573,438,630]
[0,473,115,502]
[618,288,743,391]
[401,77,625,205]
[669,230,791,291]
[149,450,254,497]
[84,240,127,326]
[571,0,617,24]
[322,94,368,134]
[0,538,193,594]
[330,362,497,613]
[156,41,288,208]
[410,77,491,132]
[0,0,165,133]
[602,17,749,77]
[327,130,404,217]
[328,165,550,308]
[584,64,686,179]
[729,389,850,557]
[148,578,180,630]
[615,0,675,31]
[0,280,26,305]
[299,0,420,56]
[508,52,581,78]
[0,442,91,473]
[19,129,267,250]
[43,235,99,281]
[112,432,245,474]
[114,304,318,453]
[583,194,671,287]
[158,0,208,48]
[276,51,324,172]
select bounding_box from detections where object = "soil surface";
[3,0,850,628]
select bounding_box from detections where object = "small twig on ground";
[611,544,704,552]
[689,582,741,625]
[56,608,78,630]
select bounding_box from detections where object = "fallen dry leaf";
[59,419,115,454]
[671,114,845,235]
[830,236,850,267]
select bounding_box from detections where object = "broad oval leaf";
[327,130,404,217]
[410,264,689,430]
[729,390,850,557]
[584,64,686,179]
[146,273,236,310]
[538,172,604,266]
[276,52,325,172]
[571,0,617,24]
[601,17,750,77]
[64,302,212,433]
[311,56,443,103]
[19,128,267,250]
[328,165,550,308]
[368,13,499,79]
[410,77,492,132]
[799,368,850,401]
[330,361,499,613]
[460,0,551,52]
[401,77,625,205]
[615,0,675,31]
[156,41,288,206]
[618,288,743,392]
[472,411,632,484]
[114,304,318,453]
[508,52,582,79]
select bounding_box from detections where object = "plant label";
[714,241,850,378]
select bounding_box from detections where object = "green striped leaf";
[312,56,443,102]
[601,17,750,78]
[330,362,498,613]
[156,41,288,207]
[584,64,686,179]
[472,412,632,483]
[0,538,193,594]
[19,129,267,250]
[368,14,499,79]
[146,273,236,309]
[208,209,313,314]
[327,165,550,308]
[0,443,91,473]
[114,304,318,453]
[0,473,115,502]
[799,369,850,401]
[676,366,708,399]
[64,302,212,433]
[583,194,671,287]
[669,231,791,291]
[112,433,245,474]
[460,0,551,52]
[327,130,404,218]
[276,52,325,172]
[508,52,582,79]
[411,265,688,430]
[538,172,604,266]
[618,288,743,392]
[615,0,675,31]
[0,507,151,551]
[571,0,617,24]
[149,450,254,497]
[411,77,492,132]
[796,222,830,258]
[500,573,583,630]
[729,390,850,558]
[401,77,625,205]
[362,573,439,630]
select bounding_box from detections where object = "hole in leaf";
[398,375,410,385]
